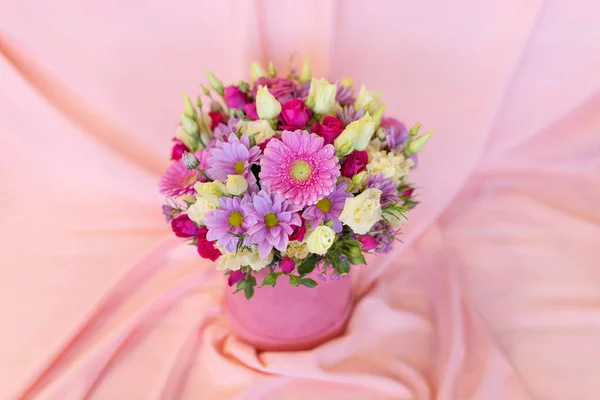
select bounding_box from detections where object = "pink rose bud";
[227,270,246,287]
[224,85,248,109]
[358,235,378,251]
[315,116,344,145]
[289,215,306,241]
[171,214,199,238]
[243,102,259,120]
[208,112,225,130]
[196,227,222,261]
[170,138,189,161]
[278,99,313,130]
[400,188,414,197]
[280,257,296,274]
[340,150,368,178]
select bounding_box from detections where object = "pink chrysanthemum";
[159,160,200,197]
[260,130,340,207]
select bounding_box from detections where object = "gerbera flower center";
[228,211,244,228]
[264,212,279,228]
[316,198,332,213]
[290,160,312,181]
[234,161,246,175]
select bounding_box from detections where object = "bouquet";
[160,60,432,299]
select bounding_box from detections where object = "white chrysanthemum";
[285,240,309,260]
[367,151,414,184]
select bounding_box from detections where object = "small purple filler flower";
[206,133,260,182]
[242,190,302,258]
[367,173,400,206]
[381,117,408,151]
[205,196,251,252]
[302,182,352,232]
[260,130,340,207]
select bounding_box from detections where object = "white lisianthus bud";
[306,78,337,115]
[226,175,248,196]
[406,131,434,155]
[250,62,267,82]
[256,85,282,120]
[333,112,376,155]
[306,225,336,255]
[268,62,277,77]
[205,70,224,96]
[299,58,312,83]
[183,93,197,119]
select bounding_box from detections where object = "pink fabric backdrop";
[1,1,600,399]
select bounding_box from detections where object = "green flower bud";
[268,62,277,77]
[201,85,211,96]
[406,131,434,155]
[408,123,421,137]
[182,152,200,170]
[196,96,203,109]
[299,58,311,83]
[183,93,197,119]
[206,70,224,96]
[250,62,267,82]
[238,80,250,93]
[180,113,199,135]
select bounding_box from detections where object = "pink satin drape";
[1,1,599,399]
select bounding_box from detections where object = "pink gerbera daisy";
[159,160,200,197]
[260,130,340,207]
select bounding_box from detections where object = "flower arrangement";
[160,60,432,299]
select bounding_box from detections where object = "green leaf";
[340,260,350,273]
[300,278,318,288]
[261,273,278,287]
[298,255,318,275]
[244,283,255,299]
[236,279,246,291]
[289,275,301,287]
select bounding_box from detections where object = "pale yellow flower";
[237,119,275,145]
[256,85,282,120]
[193,180,228,206]
[250,62,267,82]
[306,225,335,255]
[367,151,414,184]
[306,78,337,115]
[286,241,309,260]
[226,175,248,196]
[354,84,383,113]
[216,247,273,271]
[186,197,218,224]
[334,113,376,155]
[339,188,382,234]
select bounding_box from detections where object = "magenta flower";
[171,138,189,161]
[252,77,297,103]
[302,182,352,232]
[260,130,340,207]
[242,190,302,258]
[243,102,259,120]
[228,270,246,286]
[357,235,378,251]
[171,214,199,238]
[278,99,312,130]
[159,160,200,197]
[311,116,345,145]
[206,133,261,182]
[340,150,368,178]
[224,85,247,109]
[368,173,400,206]
[205,196,251,252]
[280,257,295,274]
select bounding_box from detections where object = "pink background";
[1,1,600,398]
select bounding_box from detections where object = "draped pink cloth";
[2,1,600,398]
